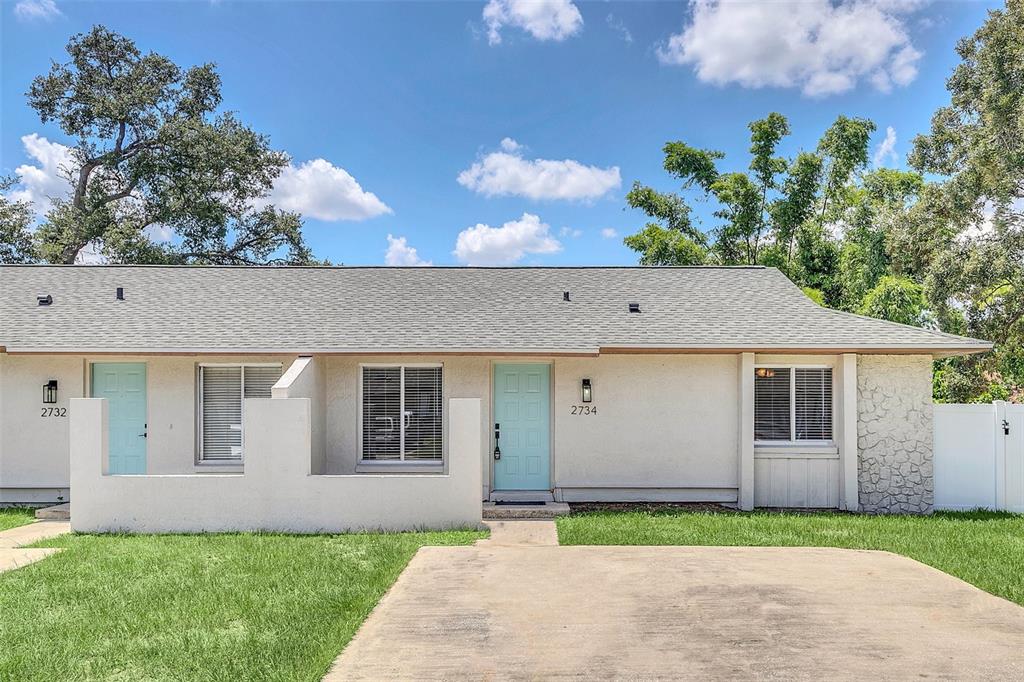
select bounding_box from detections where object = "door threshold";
[489,490,555,503]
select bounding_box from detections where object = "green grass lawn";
[0,529,484,681]
[557,507,1024,606]
[0,508,36,532]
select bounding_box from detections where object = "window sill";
[355,461,444,474]
[754,444,838,458]
[194,462,244,473]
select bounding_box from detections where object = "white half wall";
[70,397,483,533]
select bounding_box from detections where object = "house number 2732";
[40,407,67,418]
[570,405,597,415]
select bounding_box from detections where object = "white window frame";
[753,364,835,446]
[197,362,282,464]
[358,363,444,465]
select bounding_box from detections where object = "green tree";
[0,176,37,263]
[25,26,319,265]
[770,152,822,266]
[624,113,874,289]
[622,181,709,265]
[817,116,876,222]
[857,275,928,327]
[836,168,925,310]
[910,0,1024,400]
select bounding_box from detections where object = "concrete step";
[489,490,555,503]
[482,501,570,519]
[34,503,70,521]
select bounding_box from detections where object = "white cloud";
[600,227,619,239]
[458,140,620,201]
[483,0,583,45]
[259,158,391,221]
[657,0,923,97]
[14,0,62,21]
[384,234,431,266]
[7,133,74,218]
[559,226,583,238]
[453,213,562,265]
[606,13,633,44]
[500,137,522,153]
[872,126,898,167]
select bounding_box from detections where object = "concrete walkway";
[476,519,559,546]
[0,520,71,574]
[327,541,1024,680]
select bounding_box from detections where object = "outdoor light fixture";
[43,380,58,404]
[581,378,593,403]
[755,368,776,379]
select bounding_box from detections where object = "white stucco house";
[0,265,991,532]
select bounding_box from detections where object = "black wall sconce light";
[43,379,58,404]
[581,378,593,403]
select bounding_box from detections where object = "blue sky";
[1,0,999,266]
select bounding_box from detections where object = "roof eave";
[1,343,992,357]
[599,343,992,358]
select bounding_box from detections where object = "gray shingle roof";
[0,265,991,355]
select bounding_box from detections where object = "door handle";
[139,433,147,438]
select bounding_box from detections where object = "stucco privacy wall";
[273,356,327,475]
[858,354,934,514]
[0,354,296,502]
[70,397,482,532]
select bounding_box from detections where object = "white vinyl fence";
[934,401,1024,512]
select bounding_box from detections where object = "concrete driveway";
[327,541,1024,680]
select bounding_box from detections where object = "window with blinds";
[199,365,282,462]
[362,365,443,462]
[795,368,833,440]
[754,368,791,441]
[754,367,833,442]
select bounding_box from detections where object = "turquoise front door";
[493,364,550,491]
[92,363,147,474]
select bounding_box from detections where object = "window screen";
[200,365,282,461]
[754,367,833,442]
[362,366,443,462]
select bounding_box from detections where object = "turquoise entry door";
[92,363,147,474]
[493,364,551,491]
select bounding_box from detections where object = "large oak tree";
[22,26,319,265]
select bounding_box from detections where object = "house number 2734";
[569,405,597,415]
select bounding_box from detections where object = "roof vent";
[37,294,52,307]
[628,302,641,313]
[563,291,571,302]
[116,287,124,301]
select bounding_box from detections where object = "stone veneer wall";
[857,355,934,514]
